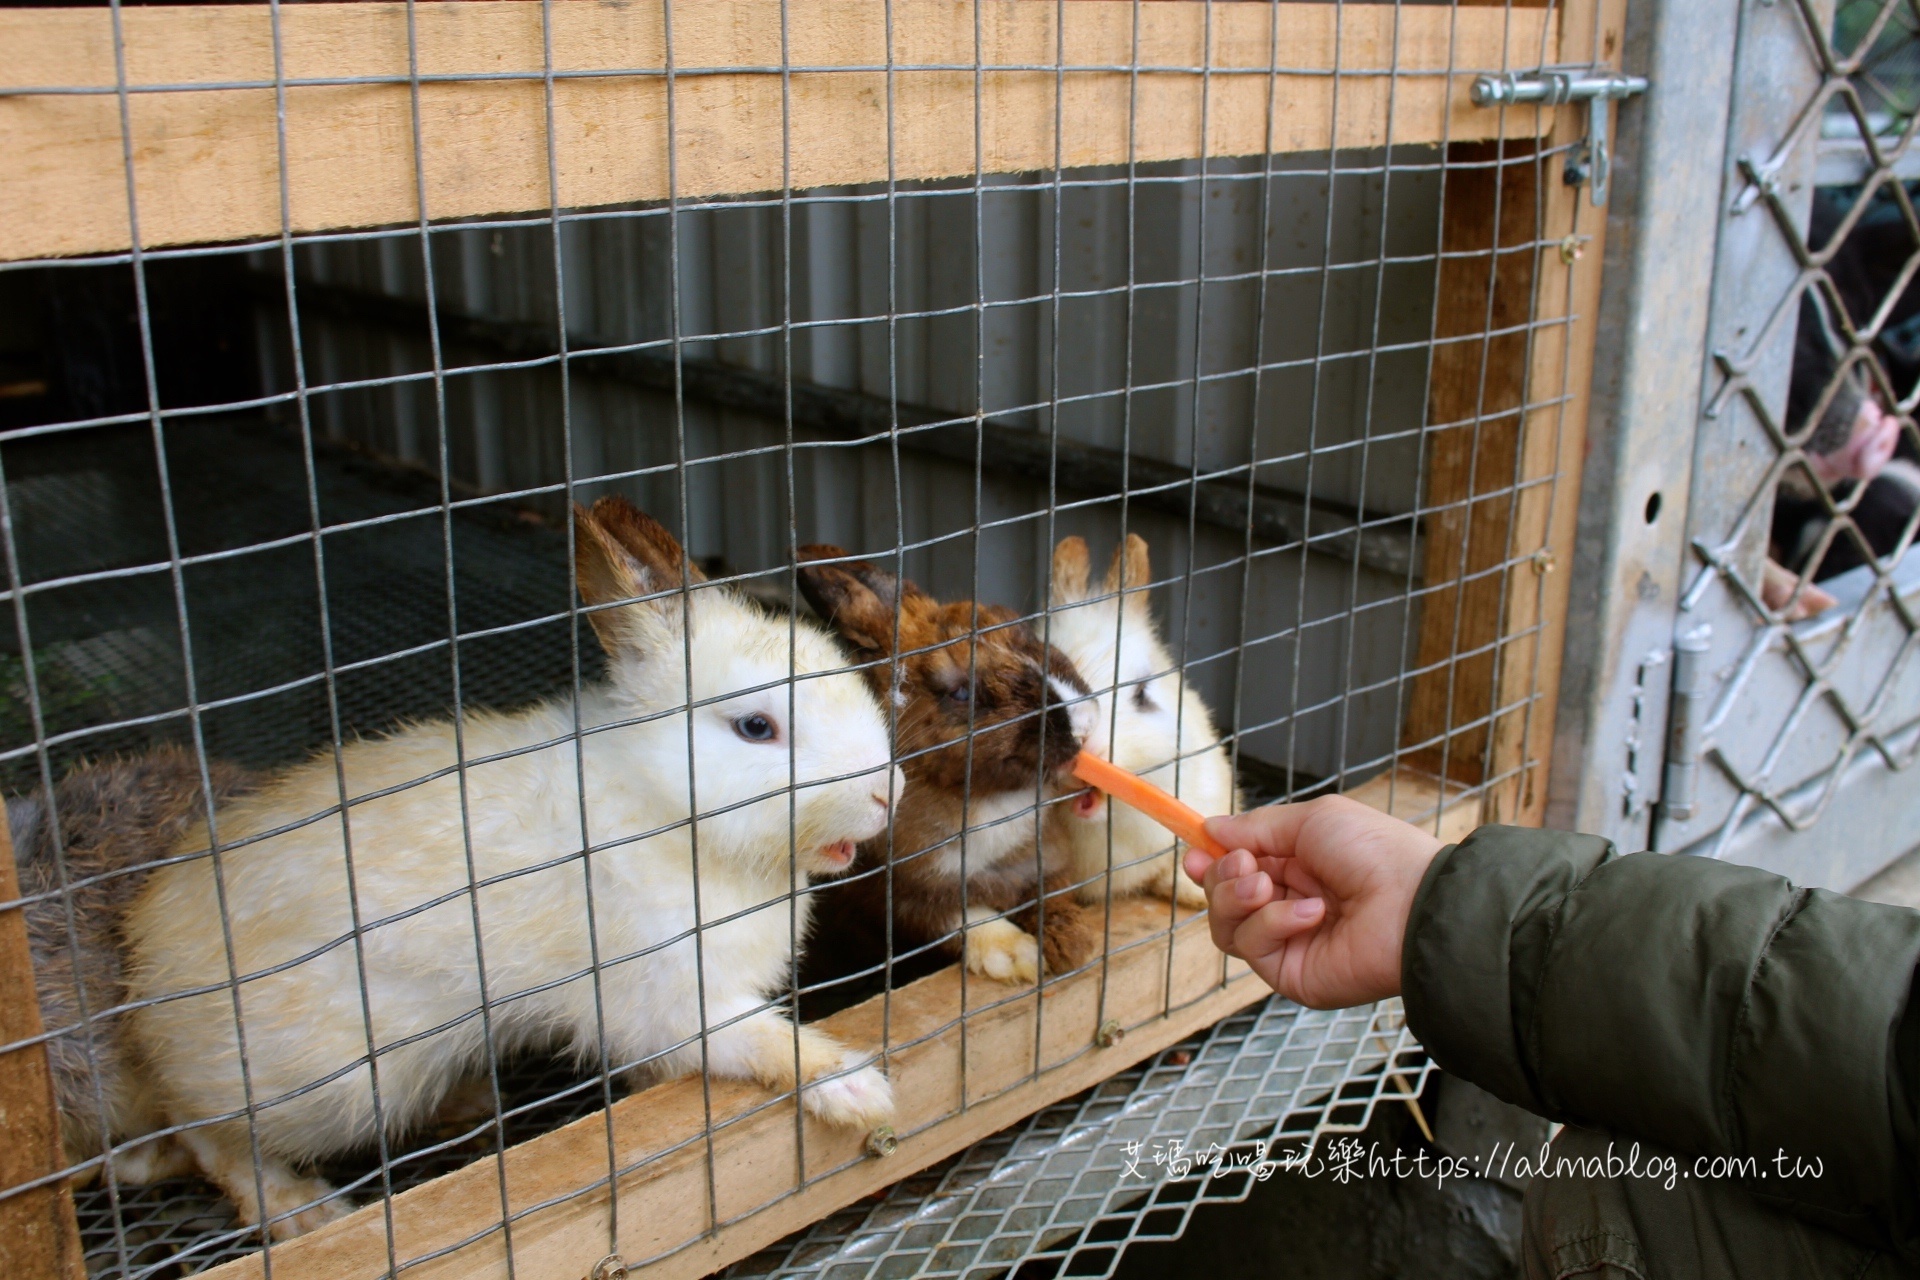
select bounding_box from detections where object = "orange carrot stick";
[1070,750,1230,860]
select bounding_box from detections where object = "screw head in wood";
[866,1125,898,1158]
[590,1255,629,1280]
[1532,548,1557,575]
[1095,1019,1125,1049]
[1557,235,1585,266]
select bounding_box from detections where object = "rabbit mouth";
[1070,788,1106,820]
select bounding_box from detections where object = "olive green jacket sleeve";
[1401,825,1920,1256]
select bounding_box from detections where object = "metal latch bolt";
[1658,627,1711,822]
[1470,71,1649,206]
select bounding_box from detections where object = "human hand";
[1185,795,1444,1010]
[1760,556,1836,622]
[1810,397,1901,487]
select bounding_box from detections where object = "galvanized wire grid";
[0,2,1583,1278]
[1654,0,1920,857]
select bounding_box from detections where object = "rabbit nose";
[871,792,891,813]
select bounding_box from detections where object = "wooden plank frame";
[0,0,1554,263]
[1400,0,1624,829]
[0,0,1620,1275]
[0,821,85,1280]
[1484,0,1625,828]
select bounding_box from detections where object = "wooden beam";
[1398,134,1542,789]
[1,0,1555,262]
[1398,0,1555,790]
[0,815,85,1280]
[1398,0,1618,823]
[1483,0,1626,827]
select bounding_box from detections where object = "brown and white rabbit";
[123,497,904,1239]
[794,547,1099,987]
[1044,535,1237,907]
[11,746,256,1184]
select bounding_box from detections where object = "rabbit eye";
[732,712,778,743]
[1132,683,1156,712]
[947,684,972,705]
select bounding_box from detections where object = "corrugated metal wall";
[253,147,1443,785]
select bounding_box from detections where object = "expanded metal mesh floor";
[727,997,1430,1280]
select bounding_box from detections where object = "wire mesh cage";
[0,1,1618,1277]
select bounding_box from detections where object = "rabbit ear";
[1101,534,1152,618]
[1050,537,1091,606]
[796,545,913,654]
[590,495,707,589]
[574,496,704,655]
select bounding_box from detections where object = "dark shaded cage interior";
[1771,0,1920,588]
[5,155,1452,797]
[245,154,1441,788]
[0,32,1572,1272]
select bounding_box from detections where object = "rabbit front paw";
[724,1018,896,1130]
[264,1186,356,1241]
[964,917,1040,984]
[803,1060,896,1130]
[179,1123,353,1241]
[107,1135,197,1186]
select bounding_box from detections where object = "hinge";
[1619,647,1669,822]
[1658,627,1712,823]
[1470,71,1650,206]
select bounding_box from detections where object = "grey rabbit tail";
[11,745,257,1179]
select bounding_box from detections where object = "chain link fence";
[1651,0,1920,882]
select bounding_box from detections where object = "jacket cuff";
[1400,824,1616,1114]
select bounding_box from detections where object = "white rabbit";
[1043,535,1237,908]
[123,496,903,1239]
